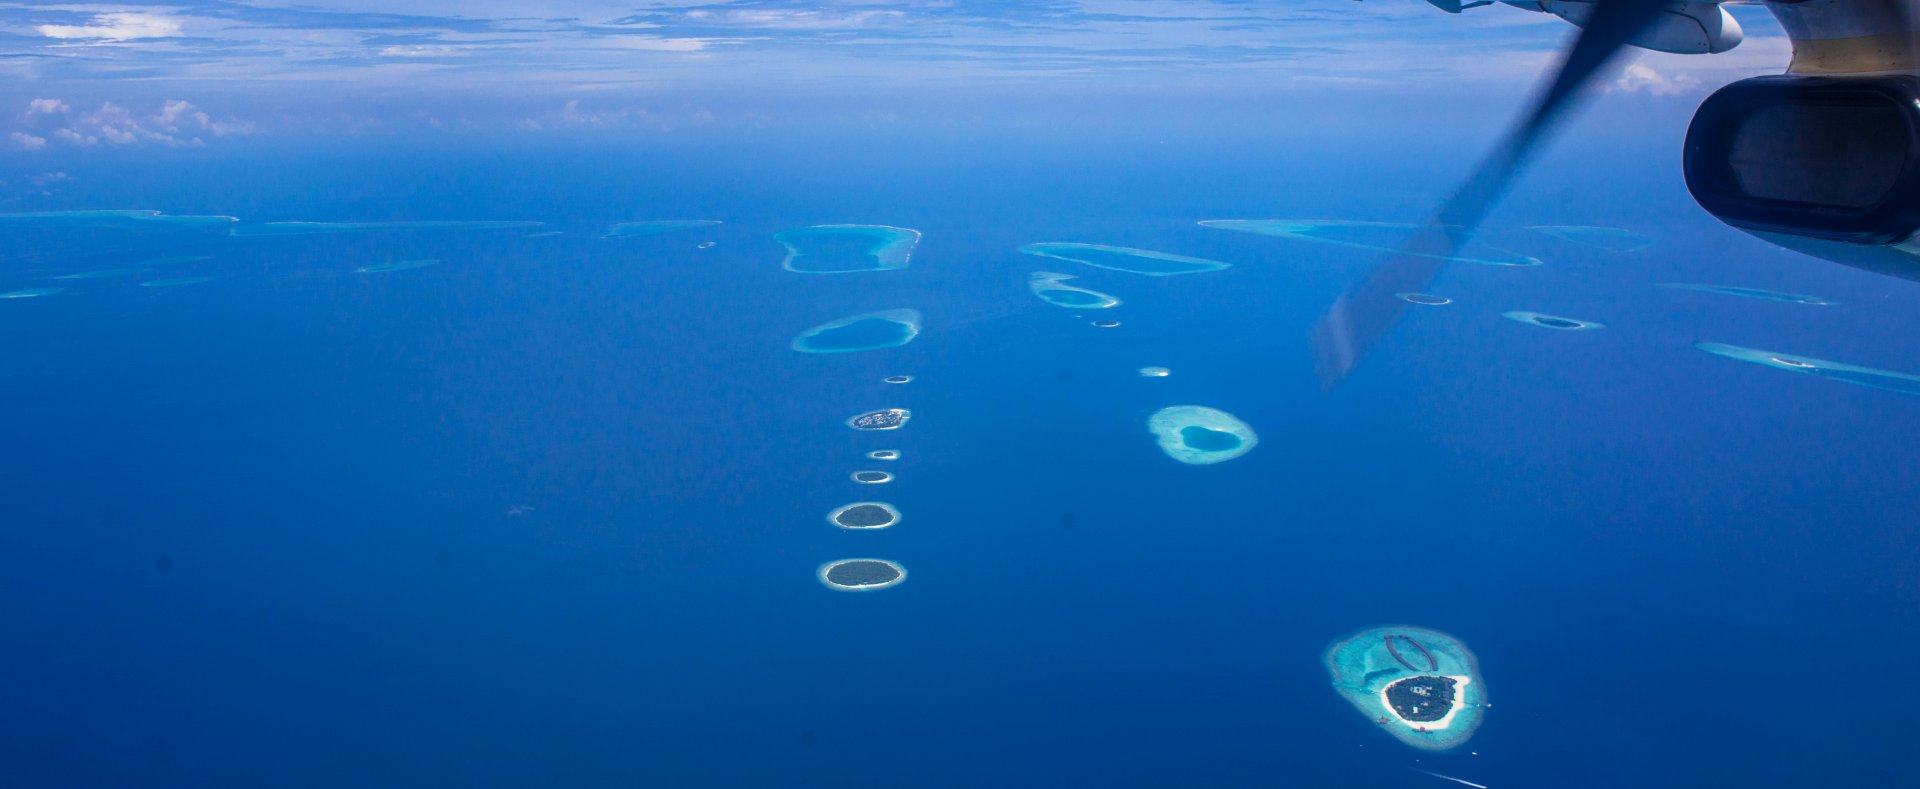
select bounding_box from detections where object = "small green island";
[847,408,910,431]
[1325,625,1488,751]
[817,558,907,592]
[1146,405,1257,465]
[828,501,900,530]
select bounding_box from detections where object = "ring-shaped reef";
[866,449,900,461]
[1325,625,1488,751]
[356,259,440,273]
[141,277,214,288]
[817,558,907,592]
[603,219,722,239]
[230,220,541,237]
[1657,283,1834,306]
[0,210,238,227]
[1503,311,1603,331]
[1529,225,1654,252]
[778,225,920,273]
[883,375,914,384]
[1017,242,1230,276]
[1092,319,1121,328]
[1199,219,1542,267]
[847,408,911,431]
[828,502,901,530]
[1138,366,1171,378]
[1029,271,1120,309]
[1147,405,1257,465]
[791,309,922,354]
[1398,292,1451,306]
[1,287,62,299]
[1697,342,1920,397]
[851,470,894,485]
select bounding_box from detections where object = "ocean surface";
[3,128,1917,787]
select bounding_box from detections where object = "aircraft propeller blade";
[1310,0,1674,388]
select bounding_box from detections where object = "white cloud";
[15,98,253,148]
[10,132,47,150]
[1612,62,1699,96]
[36,12,183,41]
[27,98,69,116]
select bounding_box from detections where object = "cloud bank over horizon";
[1,1,1793,148]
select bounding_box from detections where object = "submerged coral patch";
[1018,242,1229,276]
[1028,271,1120,309]
[1200,219,1540,267]
[1503,311,1603,331]
[603,219,722,238]
[1696,342,1920,397]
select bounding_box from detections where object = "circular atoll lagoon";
[866,449,900,461]
[884,375,914,384]
[1146,405,1258,465]
[1091,319,1121,328]
[847,408,911,431]
[778,224,920,274]
[1502,311,1603,331]
[818,558,907,592]
[828,502,901,530]
[1324,625,1488,751]
[1138,366,1171,378]
[791,308,922,354]
[1017,242,1230,276]
[1199,219,1541,266]
[1398,292,1451,306]
[851,470,894,485]
[1028,271,1120,309]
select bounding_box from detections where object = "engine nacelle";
[1509,1,1743,54]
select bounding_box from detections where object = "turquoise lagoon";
[1028,272,1120,309]
[777,225,919,273]
[791,309,922,354]
[1146,405,1257,465]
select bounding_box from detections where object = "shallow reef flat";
[1324,625,1488,751]
[1658,283,1833,306]
[356,259,440,273]
[817,558,907,592]
[52,267,146,280]
[777,224,919,273]
[1696,342,1920,397]
[1146,405,1257,465]
[0,287,63,299]
[1503,311,1603,331]
[230,220,541,237]
[140,277,214,288]
[791,308,922,353]
[1028,271,1120,309]
[603,219,722,238]
[1017,242,1229,276]
[1200,219,1541,267]
[0,210,238,227]
[1529,225,1654,252]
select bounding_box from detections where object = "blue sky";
[1,1,1793,149]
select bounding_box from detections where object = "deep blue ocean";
[3,126,1917,787]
